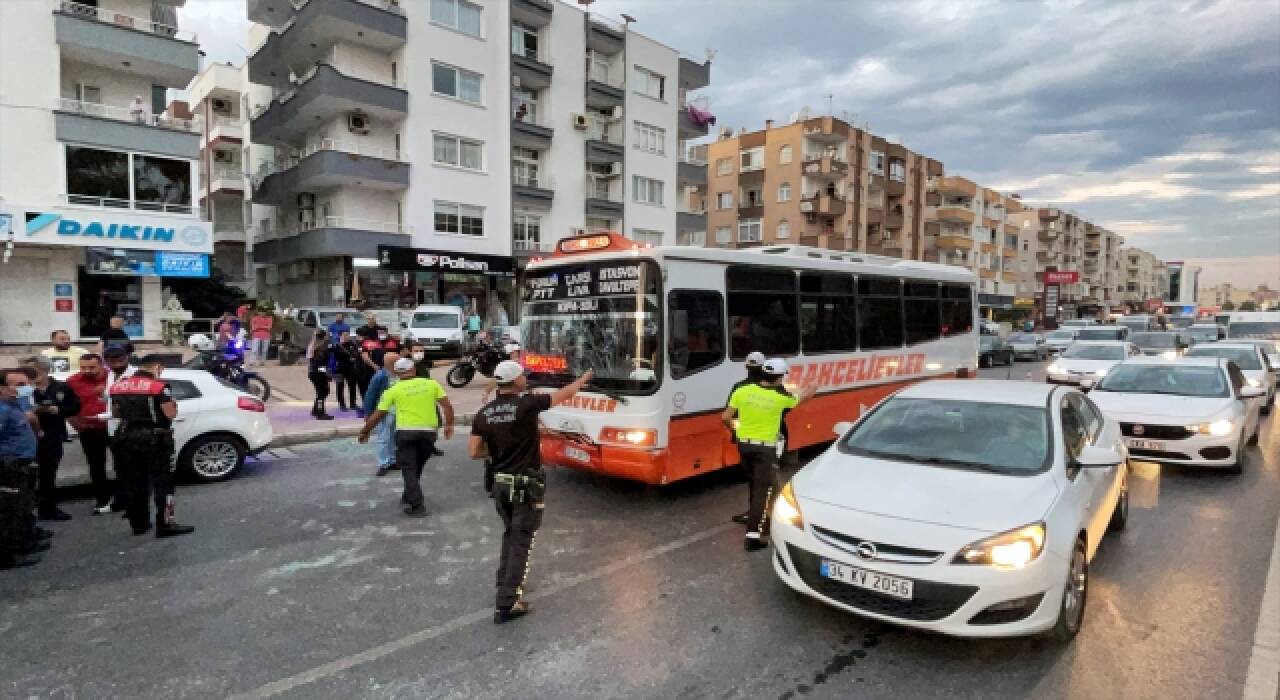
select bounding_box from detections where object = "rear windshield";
[1047,331,1075,341]
[1076,328,1125,341]
[1187,326,1220,341]
[1062,344,1124,360]
[1095,365,1229,398]
[412,312,460,329]
[1186,346,1261,370]
[1130,332,1177,348]
[1008,333,1036,343]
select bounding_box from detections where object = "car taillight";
[237,396,266,412]
[599,427,658,447]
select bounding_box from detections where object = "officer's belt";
[493,473,539,486]
[739,439,777,447]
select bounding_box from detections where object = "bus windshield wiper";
[586,382,630,405]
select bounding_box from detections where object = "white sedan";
[1046,341,1140,386]
[1184,343,1276,416]
[160,369,274,482]
[1087,357,1262,473]
[771,380,1128,640]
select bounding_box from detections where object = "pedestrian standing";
[306,330,334,420]
[42,330,87,374]
[66,354,116,514]
[109,355,193,538]
[248,311,273,367]
[98,315,133,356]
[20,356,80,521]
[326,312,350,344]
[356,313,390,401]
[0,367,44,569]
[332,331,362,413]
[358,358,454,517]
[363,352,401,477]
[722,359,816,552]
[469,362,593,624]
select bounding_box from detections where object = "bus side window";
[941,285,974,336]
[727,266,799,359]
[904,280,941,345]
[669,290,725,378]
[857,276,904,349]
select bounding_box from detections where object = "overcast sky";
[180,0,1280,287]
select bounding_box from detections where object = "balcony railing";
[290,216,406,235]
[254,138,404,185]
[584,115,623,145]
[61,193,194,215]
[57,98,202,133]
[57,0,197,42]
[585,175,623,202]
[585,53,622,87]
[208,165,245,183]
[512,170,554,189]
[514,239,554,253]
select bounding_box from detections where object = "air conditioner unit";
[348,113,370,134]
[610,105,623,120]
[213,150,234,164]
[572,113,588,130]
[607,162,622,176]
[211,98,231,114]
[297,192,315,209]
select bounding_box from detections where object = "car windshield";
[1062,344,1124,360]
[1186,346,1261,370]
[1131,332,1177,348]
[1095,365,1229,397]
[1009,333,1036,343]
[520,260,662,394]
[1187,326,1219,341]
[1076,328,1125,340]
[841,398,1049,473]
[411,312,459,329]
[980,336,1000,349]
[1047,331,1074,341]
[1229,322,1280,340]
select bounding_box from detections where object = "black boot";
[494,600,532,624]
[156,522,195,538]
[310,400,322,417]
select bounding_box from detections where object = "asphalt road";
[3,359,1277,699]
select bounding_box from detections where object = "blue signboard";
[156,252,210,278]
[85,248,210,278]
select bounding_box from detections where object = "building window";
[511,147,541,187]
[740,186,761,207]
[150,84,166,116]
[776,219,790,239]
[513,212,542,251]
[432,132,484,171]
[133,155,192,212]
[888,159,906,182]
[716,192,733,209]
[431,0,482,37]
[778,145,793,165]
[740,147,764,172]
[716,157,732,176]
[716,226,732,244]
[434,201,484,236]
[677,230,706,246]
[738,218,762,243]
[633,122,666,155]
[632,228,663,246]
[777,182,792,202]
[65,146,130,206]
[511,21,538,59]
[632,176,664,205]
[869,150,885,175]
[431,62,483,104]
[631,66,665,100]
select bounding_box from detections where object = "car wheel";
[1248,424,1260,446]
[1227,433,1246,475]
[180,433,246,483]
[1108,474,1128,532]
[1048,538,1088,642]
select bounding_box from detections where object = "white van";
[408,305,466,358]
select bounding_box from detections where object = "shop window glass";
[65,146,129,206]
[133,155,191,213]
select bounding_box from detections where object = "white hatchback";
[1046,341,1140,386]
[771,380,1128,640]
[1184,343,1276,416]
[160,369,274,482]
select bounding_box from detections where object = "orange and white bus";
[520,233,979,485]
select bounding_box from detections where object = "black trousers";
[334,371,360,409]
[493,489,544,609]
[739,444,781,537]
[308,371,330,412]
[35,438,64,513]
[0,457,37,556]
[79,428,112,506]
[395,430,437,508]
[114,430,176,531]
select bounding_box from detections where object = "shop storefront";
[0,205,212,344]
[375,246,517,328]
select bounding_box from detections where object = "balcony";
[935,206,976,225]
[205,165,246,197]
[212,222,247,245]
[248,0,407,90]
[512,0,553,27]
[1038,227,1059,242]
[585,176,624,220]
[884,211,905,230]
[677,209,706,234]
[678,95,713,138]
[247,0,298,27]
[207,115,243,143]
[885,174,907,197]
[512,110,553,150]
[1040,208,1060,220]
[513,238,555,258]
[250,64,407,145]
[929,176,977,199]
[980,269,997,280]
[982,216,1000,230]
[979,242,996,255]
[586,14,625,55]
[254,216,408,265]
[1036,250,1056,264]
[1002,271,1017,283]
[802,153,849,179]
[54,98,200,159]
[1003,222,1019,236]
[865,206,884,225]
[678,150,707,186]
[738,198,764,219]
[584,114,624,163]
[585,53,625,109]
[679,54,711,91]
[512,48,553,91]
[801,116,849,143]
[252,140,409,207]
[935,234,972,250]
[54,1,198,86]
[512,170,554,210]
[800,193,847,217]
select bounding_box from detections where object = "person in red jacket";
[65,353,115,514]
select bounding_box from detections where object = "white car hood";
[1089,391,1233,421]
[796,451,1058,533]
[1053,358,1119,373]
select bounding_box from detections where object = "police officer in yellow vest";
[722,358,816,551]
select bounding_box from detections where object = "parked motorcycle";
[185,334,272,401]
[446,338,520,388]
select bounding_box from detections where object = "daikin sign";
[21,209,213,253]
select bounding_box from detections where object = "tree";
[1222,300,1236,311]
[1239,300,1258,311]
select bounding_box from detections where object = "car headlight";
[1047,364,1063,374]
[954,522,1046,570]
[773,481,804,528]
[1247,377,1262,388]
[1188,419,1235,436]
[1160,351,1178,360]
[1094,368,1109,377]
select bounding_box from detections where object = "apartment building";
[1008,207,1123,320]
[918,176,1023,311]
[0,0,213,344]
[701,115,942,259]
[244,0,712,313]
[1165,261,1200,306]
[1118,247,1167,308]
[1198,283,1280,310]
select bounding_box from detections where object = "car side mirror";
[1240,387,1265,399]
[833,421,854,437]
[1075,444,1122,468]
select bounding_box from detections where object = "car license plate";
[564,446,590,463]
[1126,438,1166,451]
[819,558,913,600]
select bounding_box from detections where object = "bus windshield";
[521,260,663,394]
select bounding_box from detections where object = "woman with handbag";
[306,330,334,420]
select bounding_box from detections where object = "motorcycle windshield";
[521,260,662,395]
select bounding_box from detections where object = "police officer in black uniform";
[109,355,194,538]
[469,361,593,624]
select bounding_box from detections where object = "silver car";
[1008,333,1049,361]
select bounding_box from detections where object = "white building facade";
[0,0,212,344]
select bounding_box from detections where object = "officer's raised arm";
[550,368,593,406]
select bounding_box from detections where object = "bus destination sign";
[525,263,647,302]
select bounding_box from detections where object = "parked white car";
[407,305,467,359]
[1184,343,1276,415]
[161,369,273,482]
[1046,341,1140,386]
[1087,357,1262,473]
[771,380,1128,640]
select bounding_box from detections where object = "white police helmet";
[762,358,789,377]
[494,360,524,384]
[188,333,215,352]
[745,351,766,367]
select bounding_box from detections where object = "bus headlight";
[599,427,658,447]
[1094,368,1109,377]
[774,481,804,528]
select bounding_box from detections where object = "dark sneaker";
[494,600,532,624]
[156,523,195,538]
[315,413,335,421]
[403,505,428,518]
[22,540,52,554]
[92,503,113,515]
[731,512,749,524]
[743,535,769,552]
[431,447,444,457]
[38,508,72,522]
[132,524,152,536]
[35,526,54,540]
[0,553,41,570]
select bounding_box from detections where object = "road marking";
[227,522,739,699]
[267,448,299,460]
[1244,504,1280,700]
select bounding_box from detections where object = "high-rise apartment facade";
[0,0,213,344]
[243,0,711,313]
[919,176,1023,307]
[1119,247,1167,308]
[701,115,942,259]
[1008,207,1124,320]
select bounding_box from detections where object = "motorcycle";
[446,338,520,388]
[184,340,272,401]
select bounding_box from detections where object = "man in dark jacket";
[21,356,80,521]
[1,367,42,569]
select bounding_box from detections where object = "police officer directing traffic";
[469,361,593,624]
[727,352,765,525]
[110,355,194,538]
[722,359,815,552]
